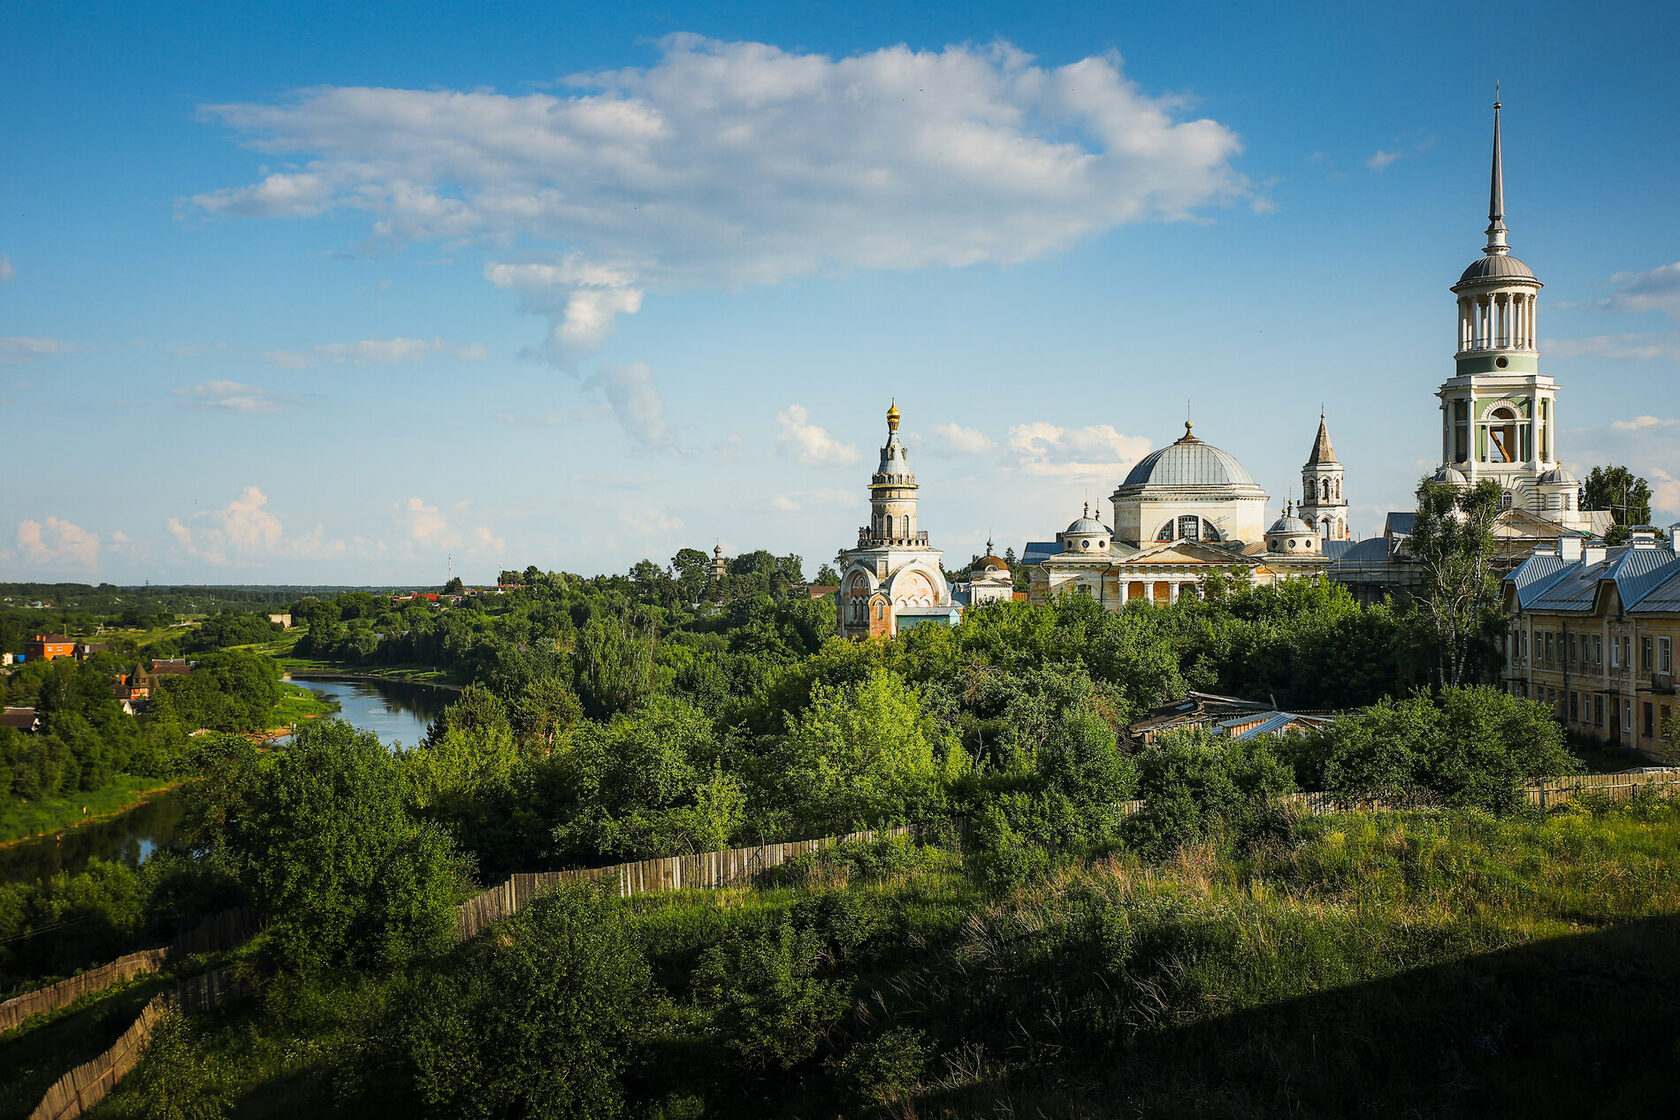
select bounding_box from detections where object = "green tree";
[1408,477,1505,686]
[694,918,846,1072]
[573,617,656,718]
[201,719,464,974]
[1584,465,1654,544]
[405,883,658,1120]
[772,668,965,833]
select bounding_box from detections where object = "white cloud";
[191,35,1246,362]
[1592,261,1680,319]
[17,517,99,571]
[1546,333,1680,361]
[261,336,485,368]
[1650,468,1680,520]
[776,405,861,467]
[396,497,507,557]
[1365,137,1432,172]
[586,362,673,448]
[1008,421,1153,480]
[0,255,13,282]
[168,486,343,566]
[173,380,296,413]
[1611,415,1677,432]
[927,421,997,456]
[0,337,81,363]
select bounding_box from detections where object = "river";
[0,676,452,883]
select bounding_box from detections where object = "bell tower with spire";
[1436,91,1565,516]
[835,400,952,638]
[1298,412,1349,541]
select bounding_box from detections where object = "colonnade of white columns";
[1458,292,1537,352]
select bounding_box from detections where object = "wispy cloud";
[1008,421,1153,480]
[172,380,299,413]
[1366,136,1434,172]
[261,336,485,368]
[1610,415,1677,432]
[1546,333,1680,361]
[926,422,997,456]
[0,255,14,282]
[587,362,674,449]
[396,497,506,557]
[0,336,82,363]
[1589,261,1680,319]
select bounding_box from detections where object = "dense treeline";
[0,650,283,815]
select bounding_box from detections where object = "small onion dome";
[1430,465,1469,485]
[1538,466,1578,485]
[886,399,901,432]
[972,554,1009,574]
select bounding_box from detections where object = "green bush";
[1122,730,1295,861]
[693,917,847,1073]
[404,882,659,1120]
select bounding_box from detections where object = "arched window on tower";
[1488,407,1519,464]
[1500,491,1514,511]
[1320,478,1331,501]
[885,514,894,539]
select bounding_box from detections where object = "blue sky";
[4,0,1678,584]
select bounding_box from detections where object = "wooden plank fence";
[0,907,260,1035]
[456,826,913,940]
[26,968,245,1120]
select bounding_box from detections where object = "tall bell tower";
[1435,93,1568,516]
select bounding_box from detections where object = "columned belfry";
[836,401,953,638]
[1298,413,1349,541]
[1434,93,1581,521]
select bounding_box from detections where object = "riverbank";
[283,667,464,691]
[0,777,183,848]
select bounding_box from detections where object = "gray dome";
[1458,253,1536,284]
[1122,424,1257,489]
[1066,515,1108,535]
[1539,466,1578,485]
[1431,465,1468,485]
[1269,514,1313,535]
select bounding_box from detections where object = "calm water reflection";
[0,676,452,883]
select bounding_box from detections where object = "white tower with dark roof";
[1436,93,1567,517]
[1298,413,1349,541]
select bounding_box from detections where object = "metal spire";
[1485,85,1509,254]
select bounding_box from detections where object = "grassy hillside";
[80,796,1680,1119]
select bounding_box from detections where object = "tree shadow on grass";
[934,915,1680,1119]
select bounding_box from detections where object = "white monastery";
[831,97,1615,637]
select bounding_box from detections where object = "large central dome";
[1120,423,1257,489]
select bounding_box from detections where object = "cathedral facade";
[1026,420,1335,608]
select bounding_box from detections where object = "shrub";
[825,1027,930,1109]
[1122,731,1295,861]
[405,882,659,1120]
[693,918,847,1072]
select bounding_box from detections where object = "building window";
[1545,634,1554,661]
[1623,636,1632,669]
[1644,703,1655,737]
[1568,634,1577,663]
[1488,406,1519,463]
[1643,637,1653,671]
[1662,638,1673,675]
[1594,695,1604,728]
[1594,636,1603,665]
[1569,692,1579,722]
[1611,638,1620,668]
[1626,700,1634,736]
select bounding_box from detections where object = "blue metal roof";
[1512,545,1680,613]
[1323,539,1357,562]
[1629,564,1680,613]
[1021,541,1063,565]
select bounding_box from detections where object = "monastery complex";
[833,97,1651,643]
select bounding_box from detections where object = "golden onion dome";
[886,399,901,432]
